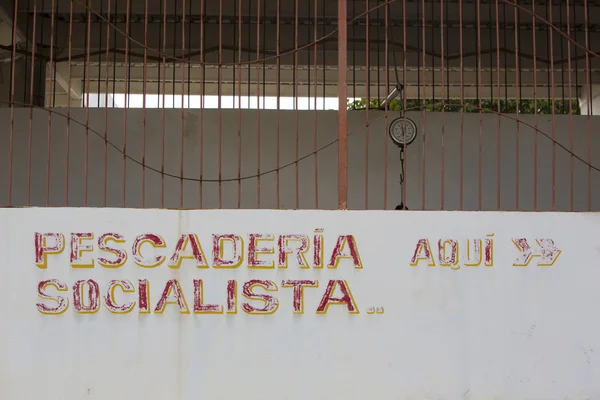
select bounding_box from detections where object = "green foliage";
[347,98,581,115]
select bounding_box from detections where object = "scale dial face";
[389,117,418,147]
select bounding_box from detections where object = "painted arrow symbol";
[512,238,562,266]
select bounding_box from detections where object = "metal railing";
[0,0,598,211]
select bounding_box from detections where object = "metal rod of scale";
[382,84,418,210]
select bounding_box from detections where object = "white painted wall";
[1,208,599,399]
[0,108,599,210]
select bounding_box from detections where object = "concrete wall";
[0,107,599,210]
[2,208,600,399]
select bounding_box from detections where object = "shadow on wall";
[0,108,598,211]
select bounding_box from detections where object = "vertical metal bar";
[187,0,192,106]
[255,0,261,208]
[495,0,501,210]
[566,0,573,211]
[218,0,223,208]
[84,0,91,206]
[65,0,73,206]
[459,0,464,210]
[503,4,507,103]
[514,0,520,211]
[37,0,45,106]
[532,0,538,211]
[313,0,318,208]
[322,0,325,110]
[161,0,167,208]
[376,1,380,101]
[28,0,37,206]
[157,0,161,104]
[584,0,591,210]
[488,2,492,104]
[430,0,434,105]
[46,0,56,206]
[276,0,281,208]
[247,1,250,104]
[446,1,450,108]
[295,0,299,209]
[549,0,556,210]
[112,0,117,107]
[262,0,266,118]
[402,0,407,209]
[96,0,101,122]
[122,0,131,207]
[237,0,242,208]
[307,0,310,111]
[352,0,355,100]
[81,0,87,108]
[416,0,420,105]
[172,1,177,109]
[247,0,251,105]
[559,2,565,112]
[180,0,186,209]
[364,0,369,209]
[440,0,445,210]
[7,0,17,206]
[420,0,426,210]
[104,0,110,206]
[142,0,148,208]
[24,0,30,104]
[383,0,388,209]
[573,1,578,115]
[232,0,236,109]
[517,4,523,107]
[199,0,205,207]
[338,0,348,210]
[476,0,482,210]
[128,3,134,106]
[52,0,60,108]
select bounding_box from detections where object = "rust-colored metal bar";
[476,0,482,210]
[84,0,91,206]
[295,0,299,209]
[364,0,369,209]
[440,0,445,210]
[199,0,205,208]
[383,0,389,210]
[459,0,464,210]
[142,0,148,208]
[402,0,407,209]
[313,0,318,208]
[7,0,18,206]
[566,0,573,211]
[28,0,37,206]
[420,0,426,211]
[584,0,592,211]
[123,0,131,207]
[514,0,520,211]
[65,0,73,206]
[237,0,242,208]
[532,0,538,211]
[218,0,223,209]
[256,0,261,208]
[104,0,111,207]
[337,0,348,210]
[549,0,556,210]
[276,0,281,208]
[180,0,186,209]
[160,0,167,208]
[495,0,501,210]
[46,0,56,206]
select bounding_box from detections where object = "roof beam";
[54,62,82,100]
